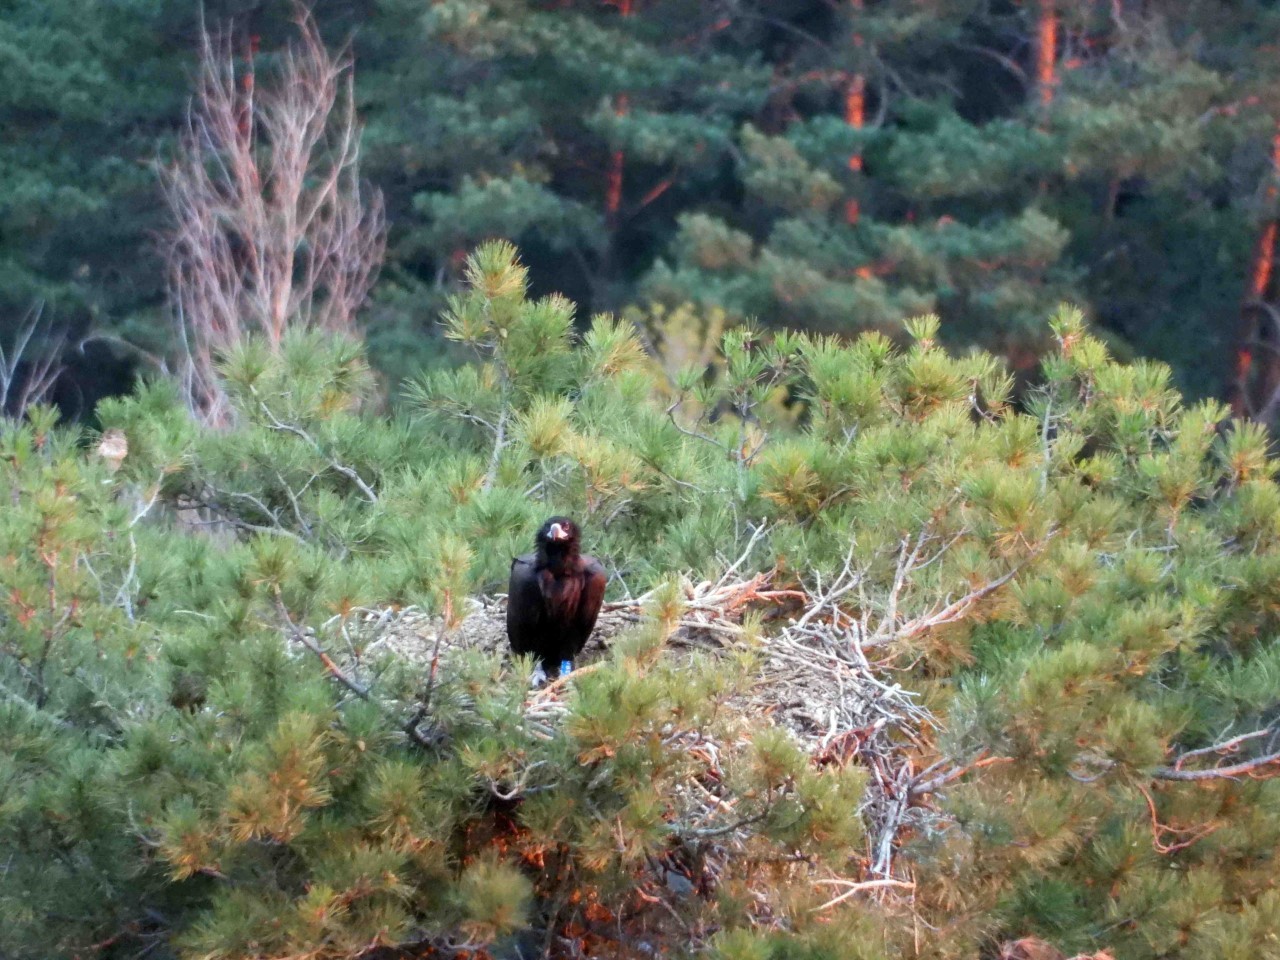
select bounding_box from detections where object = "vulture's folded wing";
[506,555,545,657]
[573,556,608,648]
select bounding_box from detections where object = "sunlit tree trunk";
[844,0,865,225]
[1036,0,1058,111]
[1230,124,1280,418]
[605,0,634,224]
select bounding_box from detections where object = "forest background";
[6,0,1280,419]
[5,2,1280,960]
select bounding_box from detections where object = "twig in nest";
[810,877,916,912]
[910,752,1014,797]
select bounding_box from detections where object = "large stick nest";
[325,561,956,899]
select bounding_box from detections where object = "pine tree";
[4,242,1280,959]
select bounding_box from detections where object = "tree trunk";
[844,0,866,225]
[605,0,634,224]
[1230,124,1280,418]
[1036,0,1058,111]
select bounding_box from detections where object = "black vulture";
[507,516,607,682]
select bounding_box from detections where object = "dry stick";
[889,529,1059,645]
[910,753,1014,797]
[1172,728,1276,769]
[1152,748,1280,782]
[810,877,916,913]
[714,521,770,588]
[871,762,914,877]
[529,660,606,701]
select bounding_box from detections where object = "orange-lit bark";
[605,94,628,221]
[844,73,865,225]
[604,0,634,223]
[635,175,674,210]
[844,0,866,225]
[1251,221,1278,301]
[1036,0,1057,110]
[1231,126,1280,417]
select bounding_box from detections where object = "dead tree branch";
[162,4,386,424]
[0,305,67,419]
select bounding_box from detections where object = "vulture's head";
[536,516,581,553]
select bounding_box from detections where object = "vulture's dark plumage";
[507,516,607,680]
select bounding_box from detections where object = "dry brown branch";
[909,752,1015,797]
[1134,781,1219,854]
[162,4,385,424]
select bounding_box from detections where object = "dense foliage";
[2,243,1278,959]
[4,0,1280,408]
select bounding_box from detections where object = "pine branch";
[680,809,769,838]
[274,593,440,751]
[273,593,370,700]
[666,400,732,456]
[482,401,508,492]
[184,488,311,545]
[256,401,379,502]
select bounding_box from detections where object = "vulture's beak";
[548,523,569,541]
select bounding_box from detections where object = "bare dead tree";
[161,4,386,424]
[0,305,67,419]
